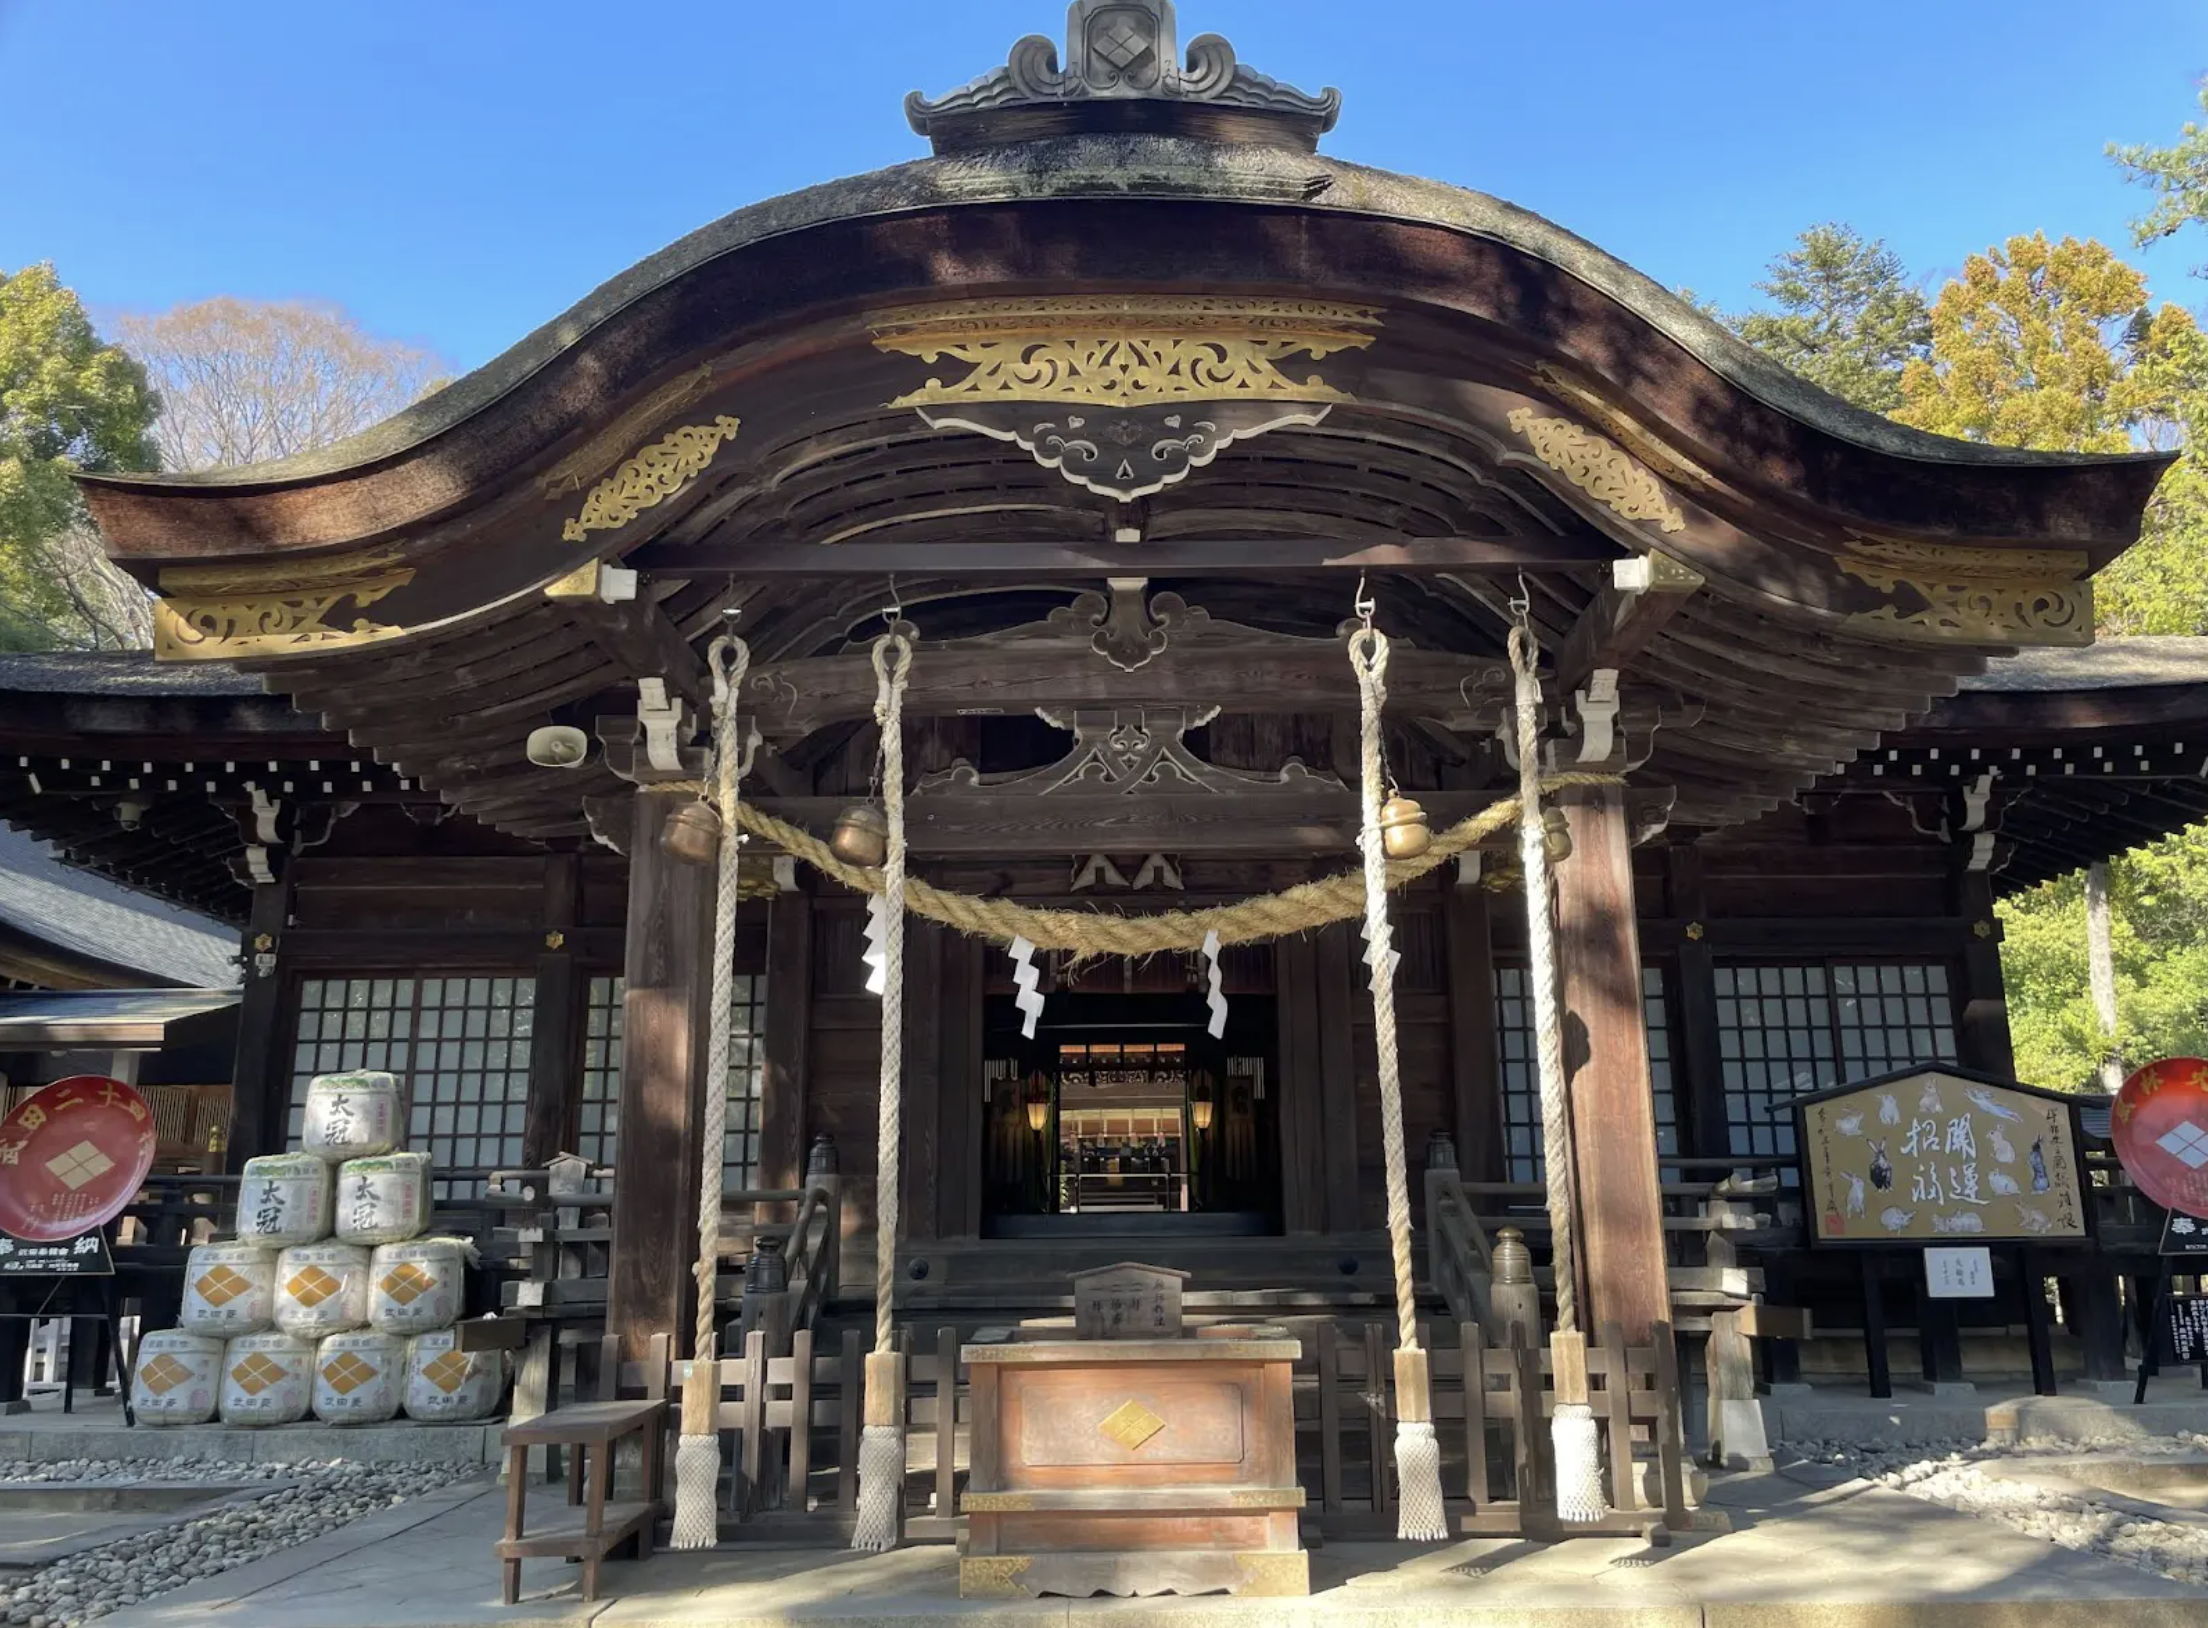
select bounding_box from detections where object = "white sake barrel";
[177,1241,278,1337]
[333,1152,432,1246]
[131,1330,225,1425]
[273,1242,371,1337]
[368,1237,473,1334]
[403,1327,506,1422]
[218,1331,315,1426]
[236,1153,332,1247]
[312,1330,406,1424]
[300,1070,404,1162]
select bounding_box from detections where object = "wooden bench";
[497,1398,667,1604]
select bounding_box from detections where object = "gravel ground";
[1794,1433,2208,1589]
[0,1457,482,1628]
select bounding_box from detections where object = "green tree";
[0,264,159,649]
[2112,84,2208,275]
[1726,224,1930,413]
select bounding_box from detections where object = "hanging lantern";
[1541,806,1574,865]
[658,800,723,866]
[829,803,889,868]
[1378,794,1432,860]
[1189,1072,1216,1132]
[1024,1072,1051,1133]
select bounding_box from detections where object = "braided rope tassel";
[852,631,914,1553]
[1509,623,1606,1523]
[672,634,750,1550]
[1348,628,1448,1542]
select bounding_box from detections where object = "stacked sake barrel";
[134,1071,503,1426]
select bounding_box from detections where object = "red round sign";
[0,1076,158,1243]
[2114,1058,2208,1220]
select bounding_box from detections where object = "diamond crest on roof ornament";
[906,1,1342,155]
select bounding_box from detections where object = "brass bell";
[829,803,889,868]
[658,799,723,866]
[1542,806,1574,865]
[1378,794,1432,860]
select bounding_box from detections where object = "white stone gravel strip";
[0,1457,483,1628]
[1797,1431,2208,1590]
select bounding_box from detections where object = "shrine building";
[4,1,2191,1388]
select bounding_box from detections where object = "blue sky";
[4,0,2205,373]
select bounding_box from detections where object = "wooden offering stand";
[959,1264,1308,1600]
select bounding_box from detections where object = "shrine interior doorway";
[979,982,1279,1240]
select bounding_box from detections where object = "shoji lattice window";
[1713,962,1957,1164]
[1495,965,1679,1183]
[578,973,768,1187]
[286,976,534,1196]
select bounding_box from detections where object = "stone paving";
[65,1461,2208,1628]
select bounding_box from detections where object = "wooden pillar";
[1665,844,1730,1160]
[1441,877,1503,1183]
[1952,870,2015,1078]
[1274,932,1328,1233]
[757,883,814,1200]
[607,788,717,1361]
[524,852,582,1168]
[1555,781,1669,1344]
[224,871,296,1168]
[1314,920,1364,1233]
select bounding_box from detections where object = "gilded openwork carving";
[870,297,1378,500]
[559,415,741,544]
[1838,538,2092,646]
[152,546,415,662]
[1505,408,1686,535]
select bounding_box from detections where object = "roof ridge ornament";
[907,1,1341,154]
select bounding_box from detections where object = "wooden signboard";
[1796,1066,2087,1247]
[1070,1262,1187,1340]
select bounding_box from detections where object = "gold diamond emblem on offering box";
[231,1353,288,1395]
[47,1141,114,1190]
[421,1351,472,1393]
[196,1265,251,1306]
[1098,1398,1167,1452]
[380,1264,434,1305]
[321,1352,378,1395]
[139,1354,193,1395]
[288,1266,340,1307]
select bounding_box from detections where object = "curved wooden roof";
[73,13,2173,846]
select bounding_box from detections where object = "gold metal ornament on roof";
[871,296,1380,407]
[152,544,415,661]
[1505,407,1686,535]
[1837,537,2091,647]
[560,415,741,544]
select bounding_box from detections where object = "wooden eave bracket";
[1553,552,1704,695]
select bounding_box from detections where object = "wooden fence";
[612,1314,1693,1544]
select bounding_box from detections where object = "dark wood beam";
[630,534,1623,578]
[1553,554,1702,694]
[565,597,711,707]
[742,645,1511,743]
[747,791,1522,858]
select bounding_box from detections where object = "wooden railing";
[611,1312,1694,1544]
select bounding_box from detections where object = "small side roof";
[1963,637,2208,694]
[0,988,239,1050]
[0,826,239,988]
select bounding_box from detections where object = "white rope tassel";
[1348,628,1448,1542]
[1552,1403,1607,1524]
[672,636,750,1551]
[851,632,914,1554]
